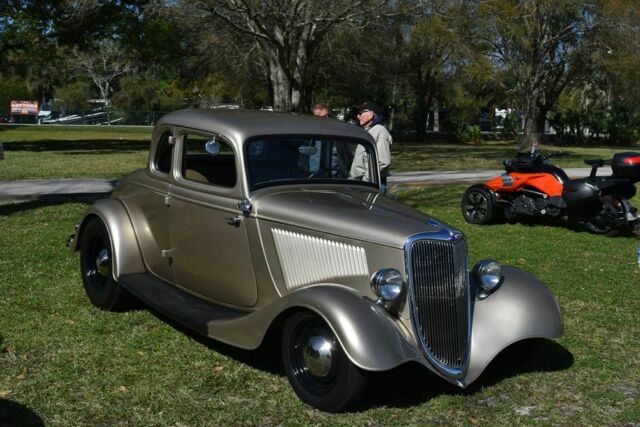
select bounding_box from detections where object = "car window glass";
[181,133,237,187]
[245,136,377,190]
[154,131,173,174]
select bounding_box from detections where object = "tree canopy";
[1,0,640,145]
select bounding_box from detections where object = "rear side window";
[154,132,173,174]
[181,133,237,188]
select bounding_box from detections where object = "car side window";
[154,132,173,174]
[181,133,237,188]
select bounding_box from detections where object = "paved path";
[0,167,613,204]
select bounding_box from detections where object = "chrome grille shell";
[404,230,471,379]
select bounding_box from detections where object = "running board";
[118,273,249,336]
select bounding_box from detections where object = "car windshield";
[245,135,378,190]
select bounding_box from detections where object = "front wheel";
[80,217,135,311]
[461,186,497,224]
[282,311,367,412]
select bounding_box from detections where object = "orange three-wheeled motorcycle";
[461,150,640,236]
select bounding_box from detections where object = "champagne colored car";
[68,109,564,412]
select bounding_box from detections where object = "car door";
[122,127,175,283]
[167,130,257,307]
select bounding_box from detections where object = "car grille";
[408,238,469,370]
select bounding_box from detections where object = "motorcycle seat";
[584,158,604,167]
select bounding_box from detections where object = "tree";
[476,0,598,149]
[72,39,135,108]
[55,80,94,112]
[405,7,473,134]
[173,0,398,112]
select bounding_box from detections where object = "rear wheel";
[461,186,496,224]
[80,217,135,311]
[282,311,366,412]
[585,197,624,237]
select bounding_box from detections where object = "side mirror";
[205,139,221,156]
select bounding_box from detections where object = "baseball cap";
[355,101,382,115]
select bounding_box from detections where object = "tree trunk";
[416,92,427,135]
[266,50,291,112]
[433,99,439,132]
[520,96,546,150]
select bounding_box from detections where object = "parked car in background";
[68,109,564,412]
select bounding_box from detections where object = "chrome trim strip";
[404,229,472,380]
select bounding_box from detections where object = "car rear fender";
[73,198,145,281]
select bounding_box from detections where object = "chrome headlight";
[473,259,503,296]
[371,268,405,309]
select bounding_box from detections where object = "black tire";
[80,217,135,311]
[584,221,620,237]
[461,186,496,224]
[282,311,366,412]
[584,197,623,237]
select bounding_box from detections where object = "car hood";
[252,185,459,248]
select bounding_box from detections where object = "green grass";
[1,188,638,425]
[2,125,638,180]
[0,125,151,180]
[391,141,640,172]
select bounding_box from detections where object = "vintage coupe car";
[68,109,564,412]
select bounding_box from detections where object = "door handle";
[226,216,241,227]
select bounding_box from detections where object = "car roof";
[156,109,372,143]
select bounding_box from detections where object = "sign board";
[0,141,4,160]
[10,100,39,115]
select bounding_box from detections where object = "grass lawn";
[1,125,638,180]
[0,125,151,180]
[1,186,638,425]
[391,141,640,172]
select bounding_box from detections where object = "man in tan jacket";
[349,101,392,192]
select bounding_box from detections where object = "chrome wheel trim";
[95,248,110,277]
[302,335,334,378]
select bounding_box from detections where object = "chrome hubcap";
[95,249,110,277]
[302,335,333,377]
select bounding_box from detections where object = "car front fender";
[74,198,145,280]
[208,285,424,372]
[463,266,564,385]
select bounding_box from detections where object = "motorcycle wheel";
[461,186,496,224]
[585,198,624,237]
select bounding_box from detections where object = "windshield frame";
[243,134,379,192]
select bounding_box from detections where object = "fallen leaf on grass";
[213,366,224,373]
[16,368,27,380]
[118,386,128,393]
[64,320,75,325]
[0,390,12,398]
[136,351,144,356]
[468,416,480,425]
[3,345,14,354]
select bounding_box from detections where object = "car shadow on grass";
[145,307,286,376]
[0,399,45,427]
[355,338,573,411]
[144,305,573,411]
